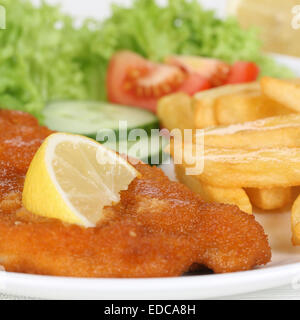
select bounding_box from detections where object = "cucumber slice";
[102,132,170,165]
[43,101,159,139]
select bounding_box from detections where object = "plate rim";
[2,54,300,300]
[1,261,300,299]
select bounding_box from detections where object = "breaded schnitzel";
[0,110,271,277]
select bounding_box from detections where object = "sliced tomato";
[178,73,211,95]
[165,55,230,87]
[226,62,260,84]
[107,51,183,112]
[107,51,212,112]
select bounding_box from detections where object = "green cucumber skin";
[86,120,160,141]
[44,100,160,140]
[102,135,169,166]
[44,100,164,164]
[142,151,170,166]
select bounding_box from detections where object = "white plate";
[2,4,300,298]
[2,156,300,300]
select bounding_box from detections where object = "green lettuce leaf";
[0,0,294,121]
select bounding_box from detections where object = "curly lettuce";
[0,0,106,120]
[0,0,294,121]
[97,0,293,77]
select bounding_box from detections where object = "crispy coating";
[0,110,271,277]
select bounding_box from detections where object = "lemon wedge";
[22,133,139,227]
[227,0,300,57]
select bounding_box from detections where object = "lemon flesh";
[22,133,139,227]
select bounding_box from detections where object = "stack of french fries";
[158,77,300,245]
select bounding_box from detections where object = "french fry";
[215,92,292,125]
[194,82,260,101]
[203,114,300,149]
[193,82,260,128]
[158,80,294,133]
[192,96,217,128]
[261,77,300,112]
[157,92,194,132]
[246,187,291,210]
[175,163,252,214]
[292,194,300,245]
[175,145,300,188]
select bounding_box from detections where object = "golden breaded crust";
[0,110,271,277]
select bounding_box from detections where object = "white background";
[2,0,300,300]
[33,0,227,21]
